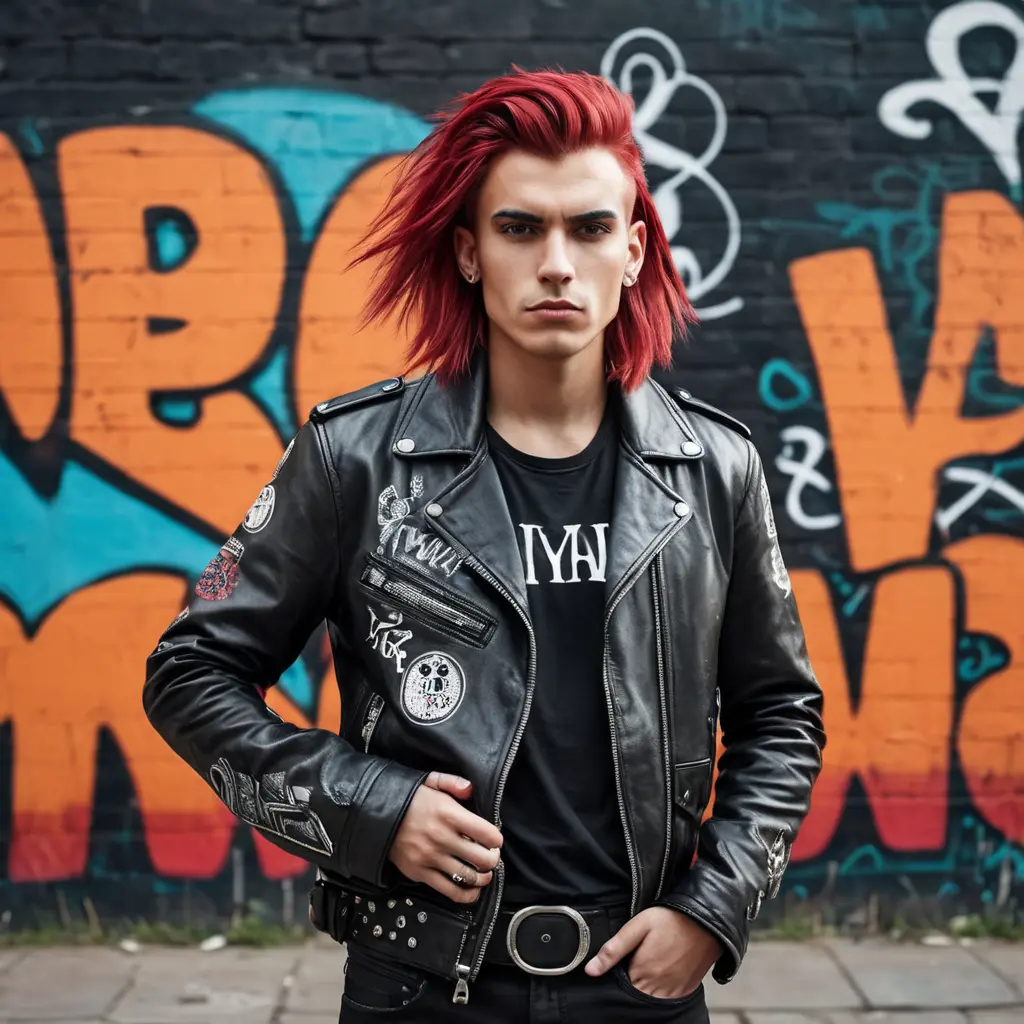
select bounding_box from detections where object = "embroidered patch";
[401,651,465,725]
[367,607,413,674]
[388,523,463,578]
[770,544,791,597]
[243,485,276,533]
[209,757,332,857]
[196,537,244,601]
[760,478,777,540]
[169,607,189,629]
[272,437,296,480]
[377,476,424,550]
[747,829,791,921]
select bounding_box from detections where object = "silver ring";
[451,872,466,886]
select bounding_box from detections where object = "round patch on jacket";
[196,537,244,601]
[401,651,465,724]
[243,485,275,533]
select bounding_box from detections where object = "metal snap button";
[674,501,690,518]
[396,437,416,453]
[681,441,702,457]
[425,503,442,518]
[541,933,551,943]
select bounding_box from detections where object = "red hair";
[354,67,697,392]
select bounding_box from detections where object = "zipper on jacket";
[361,692,385,752]
[360,554,495,648]
[458,552,537,1000]
[602,481,691,917]
[652,555,674,902]
[708,687,720,793]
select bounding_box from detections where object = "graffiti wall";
[1,0,1022,923]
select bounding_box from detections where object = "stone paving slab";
[0,951,26,977]
[109,947,297,1024]
[746,1013,970,1023]
[0,948,132,1021]
[709,1015,742,1024]
[705,942,862,1012]
[968,1012,1024,1024]
[969,943,1024,998]
[824,939,1018,1010]
[283,945,346,1014]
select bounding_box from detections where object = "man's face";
[454,147,646,367]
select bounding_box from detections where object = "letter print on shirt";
[367,606,413,673]
[401,651,465,724]
[519,523,609,585]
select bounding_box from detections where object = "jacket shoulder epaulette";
[309,376,405,422]
[670,388,752,440]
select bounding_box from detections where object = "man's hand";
[584,906,722,999]
[388,772,503,904]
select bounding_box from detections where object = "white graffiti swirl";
[878,0,1024,192]
[935,466,1024,531]
[774,425,842,531]
[601,27,743,320]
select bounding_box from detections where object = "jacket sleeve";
[142,419,426,887]
[656,441,826,982]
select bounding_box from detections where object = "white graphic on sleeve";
[519,524,609,585]
[389,523,464,578]
[243,485,276,533]
[760,480,792,597]
[367,607,413,674]
[747,829,792,921]
[377,476,424,550]
[401,651,465,724]
[878,1,1024,195]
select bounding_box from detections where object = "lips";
[528,300,582,311]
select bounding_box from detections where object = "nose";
[538,230,575,285]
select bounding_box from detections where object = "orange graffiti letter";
[2,574,234,881]
[946,535,1024,844]
[791,192,1024,572]
[791,566,956,859]
[61,127,285,534]
[0,133,63,440]
[294,157,418,414]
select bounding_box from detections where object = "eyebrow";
[491,208,619,224]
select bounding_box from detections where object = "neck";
[485,327,608,459]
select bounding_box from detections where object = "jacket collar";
[391,350,703,463]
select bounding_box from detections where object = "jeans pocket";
[613,964,703,1009]
[342,946,429,1013]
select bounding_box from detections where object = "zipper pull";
[452,962,471,1005]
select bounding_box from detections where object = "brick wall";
[1,0,1023,927]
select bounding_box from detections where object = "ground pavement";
[0,935,1021,1022]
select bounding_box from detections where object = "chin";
[509,327,598,362]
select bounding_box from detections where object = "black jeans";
[339,944,710,1023]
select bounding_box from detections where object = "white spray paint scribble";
[601,27,743,320]
[774,425,842,531]
[879,0,1024,196]
[935,466,1024,532]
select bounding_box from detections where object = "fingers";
[425,867,487,904]
[451,835,501,874]
[584,916,649,976]
[439,855,492,891]
[425,771,473,797]
[447,804,503,851]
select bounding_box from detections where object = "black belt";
[311,874,628,979]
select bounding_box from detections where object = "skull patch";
[400,651,465,725]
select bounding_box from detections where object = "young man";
[144,69,825,1023]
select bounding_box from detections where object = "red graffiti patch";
[195,537,244,601]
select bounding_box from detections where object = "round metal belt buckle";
[506,905,591,976]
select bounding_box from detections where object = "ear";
[624,220,647,285]
[453,225,480,283]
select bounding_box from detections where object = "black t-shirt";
[487,407,631,906]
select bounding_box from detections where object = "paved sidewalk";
[0,937,1021,1022]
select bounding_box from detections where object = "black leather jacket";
[144,359,825,985]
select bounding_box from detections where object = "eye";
[499,223,537,237]
[576,222,611,237]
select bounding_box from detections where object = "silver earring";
[623,274,636,287]
[464,270,478,284]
